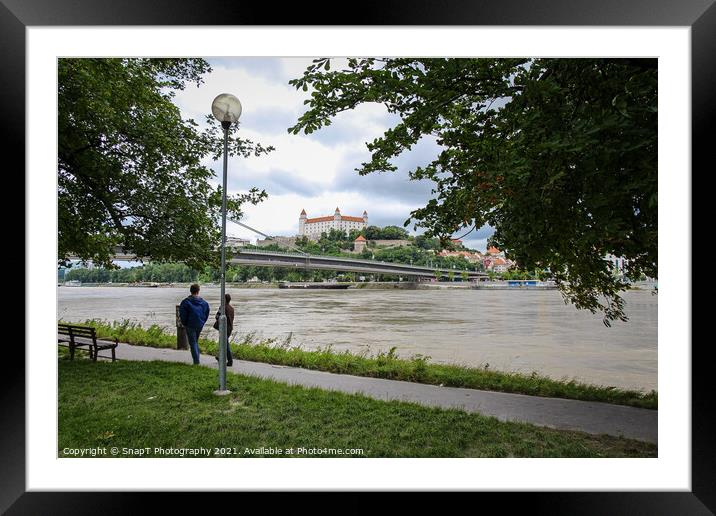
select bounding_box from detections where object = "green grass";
[62,319,657,410]
[58,359,656,458]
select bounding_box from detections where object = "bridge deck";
[68,247,487,278]
[229,249,485,278]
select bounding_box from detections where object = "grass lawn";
[67,319,658,410]
[58,359,657,458]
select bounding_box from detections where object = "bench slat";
[58,326,95,334]
[68,335,117,347]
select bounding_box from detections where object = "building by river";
[299,207,368,240]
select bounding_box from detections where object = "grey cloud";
[329,137,441,206]
[307,111,401,147]
[363,212,415,229]
[464,224,495,241]
[239,107,296,135]
[207,57,285,82]
[461,238,490,252]
[227,169,317,197]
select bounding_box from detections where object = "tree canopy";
[59,58,273,269]
[289,58,657,324]
[362,225,410,240]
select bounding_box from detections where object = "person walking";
[179,283,210,365]
[213,293,234,367]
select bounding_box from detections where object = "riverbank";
[60,281,468,289]
[66,320,657,409]
[60,282,280,289]
[59,280,657,290]
[58,359,656,457]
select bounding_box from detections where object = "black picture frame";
[5,0,709,512]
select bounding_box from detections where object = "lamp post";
[211,93,242,395]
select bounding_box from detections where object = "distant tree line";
[61,262,422,284]
[63,262,199,283]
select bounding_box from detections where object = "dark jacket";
[215,303,235,336]
[179,295,210,329]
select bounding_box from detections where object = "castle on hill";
[299,207,368,240]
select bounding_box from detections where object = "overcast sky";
[171,57,494,251]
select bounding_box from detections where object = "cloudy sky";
[172,57,494,251]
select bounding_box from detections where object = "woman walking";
[214,293,234,367]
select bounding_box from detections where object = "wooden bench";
[58,323,118,362]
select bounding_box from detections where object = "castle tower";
[363,210,368,224]
[299,209,307,235]
[333,207,341,229]
[354,234,367,253]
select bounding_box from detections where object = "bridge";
[229,249,485,280]
[68,247,487,280]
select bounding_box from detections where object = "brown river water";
[57,286,657,391]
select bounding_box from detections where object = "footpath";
[111,342,657,443]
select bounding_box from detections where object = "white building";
[299,207,368,240]
[491,258,509,273]
[225,236,250,248]
[439,250,484,263]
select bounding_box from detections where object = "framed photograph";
[9,0,710,511]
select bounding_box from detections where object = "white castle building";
[299,207,368,239]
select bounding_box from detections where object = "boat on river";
[473,280,558,290]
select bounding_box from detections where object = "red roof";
[487,246,500,254]
[305,215,365,223]
[354,235,366,242]
[305,216,334,223]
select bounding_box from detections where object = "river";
[57,286,657,391]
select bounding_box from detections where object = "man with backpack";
[179,283,210,365]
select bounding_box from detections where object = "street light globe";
[211,93,242,124]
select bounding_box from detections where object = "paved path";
[109,343,658,443]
